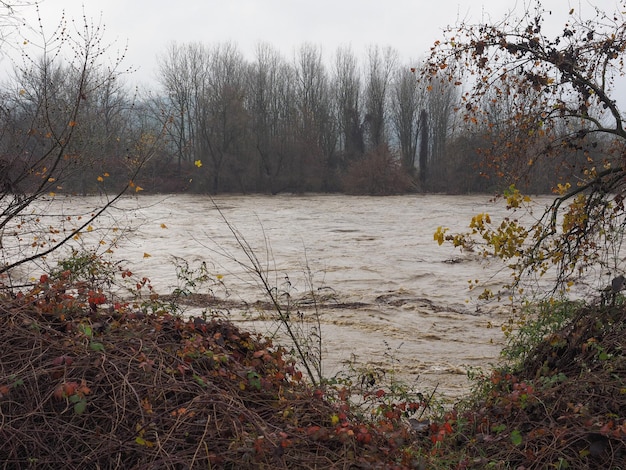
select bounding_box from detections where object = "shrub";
[342,145,414,195]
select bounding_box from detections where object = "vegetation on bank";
[2,1,626,468]
[0,253,624,469]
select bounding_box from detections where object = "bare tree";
[428,0,626,295]
[0,1,34,50]
[246,42,297,193]
[364,46,397,150]
[333,46,364,162]
[292,43,335,190]
[66,71,137,194]
[391,64,423,173]
[423,76,458,188]
[0,11,151,281]
[156,42,205,172]
[197,42,248,193]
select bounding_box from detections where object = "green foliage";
[510,429,523,446]
[162,256,228,317]
[170,256,215,298]
[453,301,626,468]
[501,298,583,366]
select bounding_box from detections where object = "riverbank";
[1,263,624,468]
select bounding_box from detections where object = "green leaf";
[73,399,87,415]
[90,342,105,352]
[192,374,206,387]
[511,429,523,446]
[492,423,506,434]
[79,324,93,338]
[135,436,154,447]
[247,371,261,390]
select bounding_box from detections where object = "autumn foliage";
[2,2,626,469]
[442,304,626,469]
[1,259,625,468]
[0,265,433,468]
[427,1,626,298]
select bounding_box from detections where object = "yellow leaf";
[135,436,154,447]
[97,176,104,182]
[160,223,168,229]
[194,160,203,168]
[19,89,25,95]
[135,185,143,192]
[143,253,151,258]
[87,225,93,232]
[216,274,223,280]
[103,172,110,177]
[434,226,449,245]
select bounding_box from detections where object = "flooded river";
[11,193,566,400]
[120,193,524,400]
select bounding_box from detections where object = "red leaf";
[600,421,614,435]
[306,425,320,435]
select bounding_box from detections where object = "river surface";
[9,193,571,400]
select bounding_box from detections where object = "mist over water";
[23,193,580,399]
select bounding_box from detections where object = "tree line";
[1,36,612,196]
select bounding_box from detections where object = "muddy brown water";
[13,193,594,400]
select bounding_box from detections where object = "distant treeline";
[1,41,611,196]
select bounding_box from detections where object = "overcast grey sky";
[11,0,622,86]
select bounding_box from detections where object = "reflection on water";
[20,193,565,399]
